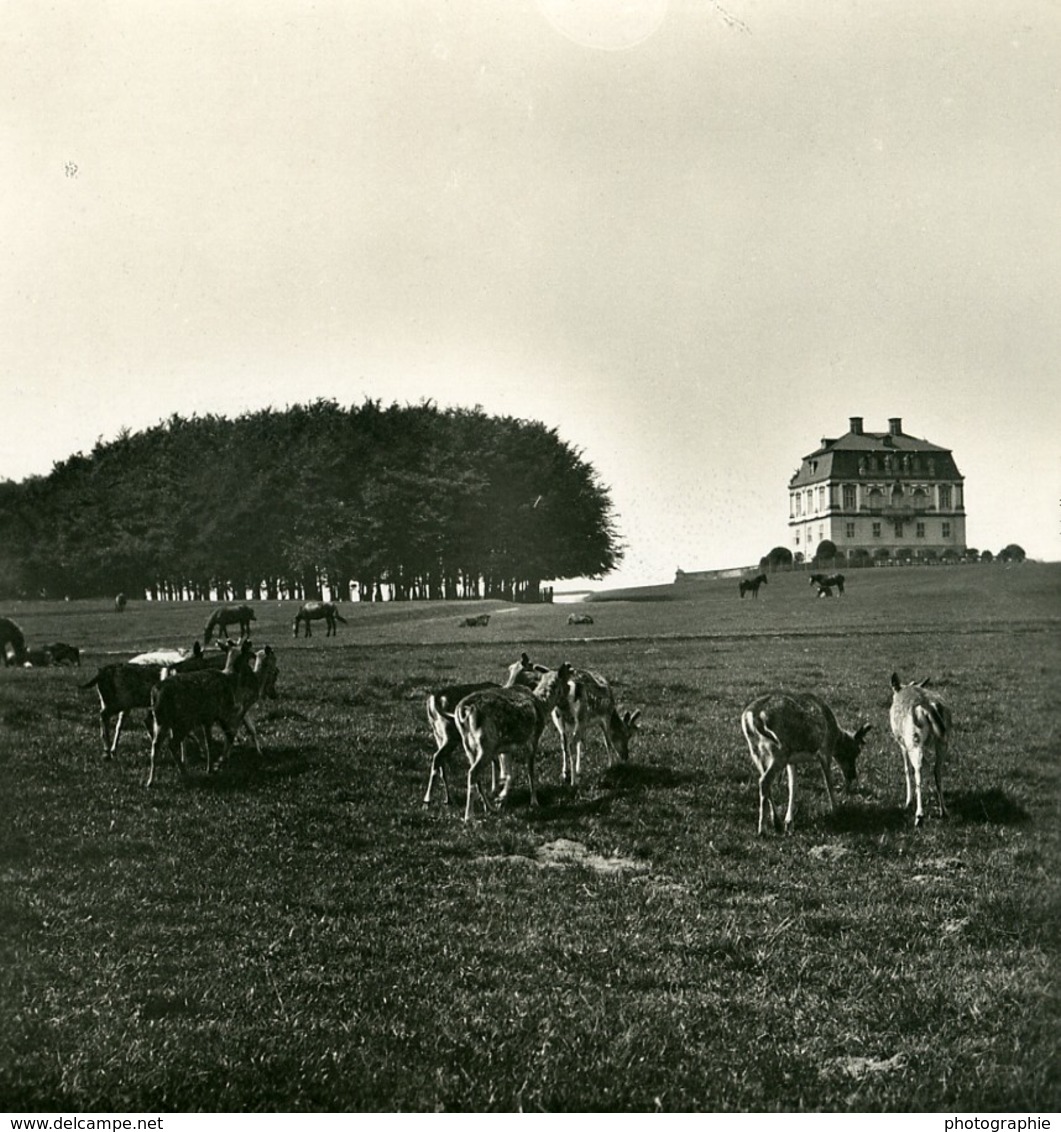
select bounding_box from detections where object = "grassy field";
[1,565,1059,1112]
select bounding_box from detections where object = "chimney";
[889,417,902,436]
[849,416,863,435]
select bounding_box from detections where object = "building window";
[939,485,952,509]
[842,484,857,510]
[845,522,855,539]
[916,522,925,538]
[818,486,826,512]
[795,531,800,546]
[942,522,951,538]
[872,522,881,538]
[894,521,904,539]
[795,494,802,517]
[819,525,824,542]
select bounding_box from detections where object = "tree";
[814,539,838,563]
[998,543,1026,563]
[981,549,994,563]
[762,546,793,571]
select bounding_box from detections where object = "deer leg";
[820,754,838,811]
[758,762,782,835]
[783,763,797,833]
[933,752,947,819]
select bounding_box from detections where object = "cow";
[809,573,845,596]
[204,603,256,643]
[293,601,347,638]
[1,617,27,667]
[46,642,81,666]
[459,613,491,628]
[739,574,768,599]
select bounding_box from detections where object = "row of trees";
[760,542,1028,571]
[0,400,623,601]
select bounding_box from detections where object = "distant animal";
[809,573,845,596]
[204,603,256,643]
[147,640,262,786]
[0,617,27,666]
[551,664,641,788]
[293,600,347,637]
[889,672,952,827]
[454,662,573,821]
[114,593,127,613]
[739,574,768,599]
[459,613,491,628]
[567,613,594,626]
[22,648,55,667]
[46,642,81,666]
[740,691,871,835]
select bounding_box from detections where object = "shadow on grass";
[599,762,686,792]
[947,787,1030,825]
[188,745,315,791]
[822,804,911,835]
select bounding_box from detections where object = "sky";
[4,0,1059,589]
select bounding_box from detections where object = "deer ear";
[855,723,872,743]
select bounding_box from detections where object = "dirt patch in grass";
[476,838,650,876]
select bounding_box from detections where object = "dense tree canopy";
[0,400,623,601]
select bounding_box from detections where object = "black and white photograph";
[2,0,1058,1115]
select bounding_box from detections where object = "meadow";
[1,564,1058,1112]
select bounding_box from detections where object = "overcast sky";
[4,0,1059,587]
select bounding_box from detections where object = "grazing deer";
[460,613,491,628]
[114,593,127,613]
[454,662,573,822]
[889,672,952,826]
[552,668,641,787]
[567,613,594,625]
[740,692,871,835]
[739,574,768,599]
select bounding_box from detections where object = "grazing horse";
[115,593,127,613]
[809,573,845,597]
[204,603,256,643]
[739,574,768,599]
[293,600,347,637]
[0,617,27,667]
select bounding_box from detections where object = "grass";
[1,564,1059,1111]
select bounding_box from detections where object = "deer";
[453,661,573,822]
[889,672,952,826]
[552,667,641,788]
[421,656,540,808]
[740,691,871,835]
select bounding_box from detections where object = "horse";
[293,600,347,637]
[809,573,845,596]
[204,603,256,643]
[114,592,127,613]
[739,574,768,599]
[0,617,27,666]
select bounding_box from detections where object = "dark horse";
[739,574,768,599]
[204,603,256,643]
[293,600,347,638]
[115,592,127,613]
[0,617,27,666]
[809,573,845,597]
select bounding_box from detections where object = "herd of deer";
[3,598,953,832]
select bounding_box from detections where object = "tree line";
[0,400,623,602]
[759,541,1027,571]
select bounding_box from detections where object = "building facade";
[788,417,966,562]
